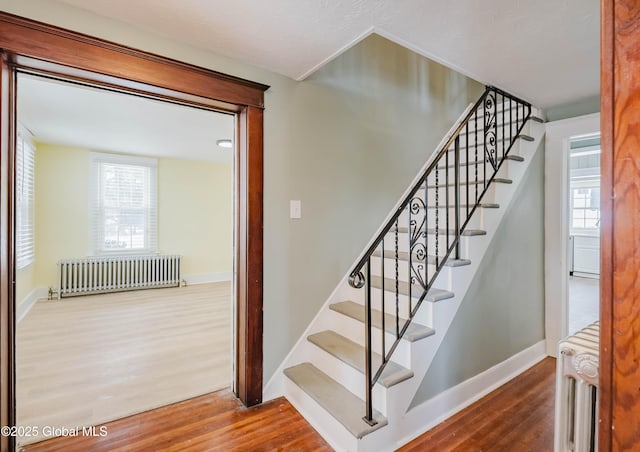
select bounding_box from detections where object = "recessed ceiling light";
[216,139,233,148]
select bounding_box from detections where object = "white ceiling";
[49,0,600,109]
[17,74,235,164]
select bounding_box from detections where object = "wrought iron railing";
[348,86,532,424]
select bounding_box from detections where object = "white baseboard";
[397,340,547,448]
[183,272,232,285]
[17,287,48,323]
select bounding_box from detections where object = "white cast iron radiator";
[554,321,599,452]
[57,255,182,299]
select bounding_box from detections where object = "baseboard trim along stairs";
[264,88,546,451]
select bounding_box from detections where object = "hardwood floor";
[23,357,556,451]
[22,390,332,452]
[16,283,231,446]
[399,357,556,451]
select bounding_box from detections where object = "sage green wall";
[545,95,600,122]
[410,140,546,407]
[0,0,483,383]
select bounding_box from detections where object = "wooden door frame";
[0,12,267,451]
[600,0,640,449]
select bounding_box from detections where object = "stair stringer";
[264,112,545,452]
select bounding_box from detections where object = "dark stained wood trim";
[599,0,614,449]
[0,51,15,452]
[600,0,640,449]
[0,13,268,441]
[0,12,268,108]
[235,106,264,406]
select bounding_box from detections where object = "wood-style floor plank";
[398,357,556,452]
[23,390,332,452]
[17,283,231,446]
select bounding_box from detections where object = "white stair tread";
[329,300,435,342]
[392,227,486,236]
[372,249,470,267]
[307,330,413,388]
[370,276,454,301]
[284,362,388,438]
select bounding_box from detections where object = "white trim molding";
[397,340,547,448]
[17,287,48,323]
[544,113,600,357]
[183,272,232,286]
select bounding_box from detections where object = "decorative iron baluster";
[435,166,439,265]
[395,218,399,339]
[484,89,498,171]
[380,239,385,359]
[363,259,375,425]
[466,122,469,219]
[454,136,461,259]
[445,144,450,253]
[475,108,479,204]
[510,97,513,150]
[424,178,429,307]
[408,202,412,315]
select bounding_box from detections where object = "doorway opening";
[14,72,237,447]
[567,134,601,335]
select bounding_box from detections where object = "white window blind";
[16,127,35,269]
[89,153,157,255]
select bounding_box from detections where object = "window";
[570,138,601,233]
[571,184,600,230]
[16,127,35,269]
[90,153,157,255]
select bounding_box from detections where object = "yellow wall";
[32,142,231,288]
[158,158,232,278]
[15,264,37,309]
[34,142,90,288]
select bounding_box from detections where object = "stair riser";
[397,208,482,230]
[344,289,437,335]
[326,309,412,369]
[342,284,432,321]
[302,340,390,415]
[474,104,539,123]
[369,256,454,291]
[422,184,498,206]
[367,289,413,320]
[449,121,529,144]
[283,377,361,452]
[434,156,516,183]
[382,232,475,259]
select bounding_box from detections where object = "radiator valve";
[47,287,58,300]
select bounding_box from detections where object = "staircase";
[266,86,545,451]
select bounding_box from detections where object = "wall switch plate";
[290,200,301,219]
